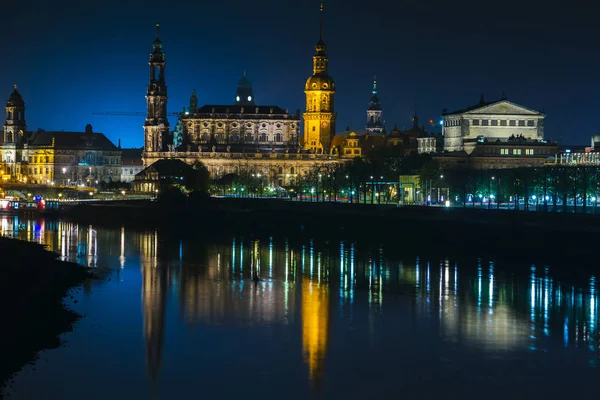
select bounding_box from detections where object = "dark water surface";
[1,216,599,399]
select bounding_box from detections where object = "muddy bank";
[0,237,90,397]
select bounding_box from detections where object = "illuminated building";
[442,95,546,152]
[434,96,558,169]
[365,76,383,134]
[142,22,340,185]
[120,148,144,183]
[302,278,329,385]
[0,86,121,184]
[302,2,337,154]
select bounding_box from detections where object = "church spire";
[319,1,324,41]
[313,2,328,74]
[372,75,377,96]
[366,76,383,134]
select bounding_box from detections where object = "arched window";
[278,166,283,174]
[290,167,295,174]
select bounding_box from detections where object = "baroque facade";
[1,86,121,185]
[301,2,337,154]
[142,8,342,188]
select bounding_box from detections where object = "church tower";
[365,76,383,134]
[4,85,26,144]
[303,2,336,154]
[234,72,255,105]
[144,24,170,153]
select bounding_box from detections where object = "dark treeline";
[442,165,600,213]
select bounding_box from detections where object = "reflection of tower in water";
[302,278,329,389]
[140,230,167,392]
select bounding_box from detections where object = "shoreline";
[62,198,600,261]
[0,238,91,398]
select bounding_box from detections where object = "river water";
[1,216,599,399]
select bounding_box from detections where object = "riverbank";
[62,198,600,262]
[0,238,90,398]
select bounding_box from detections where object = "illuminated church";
[141,5,341,186]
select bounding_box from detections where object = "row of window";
[197,133,285,142]
[499,148,535,155]
[472,119,536,127]
[27,156,119,165]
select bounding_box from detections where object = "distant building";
[365,76,383,134]
[417,134,443,154]
[120,148,144,182]
[1,85,121,185]
[442,96,545,152]
[132,159,192,193]
[435,137,558,169]
[435,96,554,169]
[142,17,341,186]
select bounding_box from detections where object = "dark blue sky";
[2,0,598,148]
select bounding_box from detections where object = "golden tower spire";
[302,0,337,155]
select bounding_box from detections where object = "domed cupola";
[7,84,24,107]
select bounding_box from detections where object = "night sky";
[2,0,598,148]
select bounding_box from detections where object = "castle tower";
[365,76,383,134]
[234,72,255,105]
[4,84,26,144]
[302,2,336,154]
[143,24,171,153]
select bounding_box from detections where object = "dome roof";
[315,39,327,54]
[305,74,335,91]
[7,85,24,106]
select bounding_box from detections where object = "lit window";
[236,96,240,101]
[247,96,252,101]
[500,149,509,155]
[513,149,522,155]
[526,149,534,155]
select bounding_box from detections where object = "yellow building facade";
[302,3,337,154]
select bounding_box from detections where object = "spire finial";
[479,93,485,104]
[13,84,17,90]
[501,89,507,100]
[372,75,377,95]
[155,23,160,38]
[319,2,324,41]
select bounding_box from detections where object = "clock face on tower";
[321,121,328,128]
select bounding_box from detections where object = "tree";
[184,161,210,193]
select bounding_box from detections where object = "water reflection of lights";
[302,278,329,386]
[2,216,600,375]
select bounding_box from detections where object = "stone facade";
[435,139,558,170]
[442,98,545,152]
[142,10,345,184]
[0,87,121,185]
[302,3,337,154]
